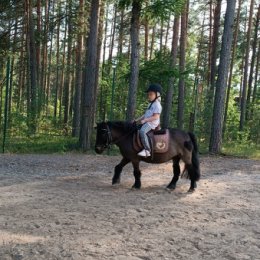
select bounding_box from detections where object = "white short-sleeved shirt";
[144,100,162,129]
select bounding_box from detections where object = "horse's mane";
[107,121,135,133]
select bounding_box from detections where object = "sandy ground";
[0,154,259,260]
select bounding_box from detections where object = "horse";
[95,121,200,192]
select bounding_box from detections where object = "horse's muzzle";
[95,146,104,154]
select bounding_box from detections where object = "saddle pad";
[133,129,170,154]
[148,129,169,153]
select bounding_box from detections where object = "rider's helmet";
[146,83,162,95]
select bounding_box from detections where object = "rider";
[134,83,162,157]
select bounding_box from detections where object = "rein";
[102,123,138,149]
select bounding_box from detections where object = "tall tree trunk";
[72,0,84,137]
[209,0,236,153]
[239,0,255,131]
[40,0,50,114]
[210,0,222,91]
[126,0,141,121]
[63,0,73,132]
[162,16,180,128]
[250,41,260,119]
[246,4,260,120]
[223,0,242,136]
[26,0,38,134]
[8,19,18,120]
[207,0,213,86]
[144,15,149,61]
[94,1,104,121]
[79,0,100,150]
[100,3,109,121]
[118,9,124,56]
[46,1,55,116]
[177,1,188,130]
[164,18,170,54]
[54,1,61,119]
[149,25,155,60]
[36,0,41,84]
[108,5,117,62]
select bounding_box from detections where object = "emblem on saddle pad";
[133,129,169,154]
[156,141,166,150]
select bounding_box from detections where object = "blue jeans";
[140,123,152,151]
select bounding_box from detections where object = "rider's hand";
[141,119,146,124]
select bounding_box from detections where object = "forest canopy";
[0,0,259,156]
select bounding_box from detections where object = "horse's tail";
[188,132,200,181]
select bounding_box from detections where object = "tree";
[177,1,188,129]
[126,0,142,121]
[209,0,237,153]
[239,0,255,131]
[162,16,180,128]
[72,0,84,137]
[223,0,242,136]
[79,0,100,150]
[26,0,38,134]
[246,3,260,120]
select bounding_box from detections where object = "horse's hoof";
[188,188,195,193]
[166,184,176,190]
[131,184,141,189]
[112,179,120,185]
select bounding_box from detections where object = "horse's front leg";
[167,158,180,190]
[132,161,141,189]
[112,157,130,185]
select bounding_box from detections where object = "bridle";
[98,123,138,150]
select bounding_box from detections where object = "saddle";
[133,125,170,154]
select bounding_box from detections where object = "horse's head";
[95,122,111,154]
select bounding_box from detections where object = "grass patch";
[1,136,80,154]
[222,143,260,159]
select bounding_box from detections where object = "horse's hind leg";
[167,158,180,190]
[112,157,130,185]
[132,161,141,189]
[186,164,197,192]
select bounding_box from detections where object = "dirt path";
[0,154,259,260]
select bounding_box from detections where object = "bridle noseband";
[98,123,138,150]
[99,124,113,149]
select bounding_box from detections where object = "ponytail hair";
[157,92,161,102]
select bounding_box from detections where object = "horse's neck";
[111,126,132,143]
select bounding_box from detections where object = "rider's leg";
[138,123,152,157]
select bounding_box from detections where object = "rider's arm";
[135,115,145,122]
[141,113,160,123]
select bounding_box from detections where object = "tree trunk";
[223,0,242,136]
[63,0,73,132]
[26,0,38,134]
[177,1,188,130]
[94,0,105,121]
[209,0,236,153]
[209,0,222,91]
[40,0,50,114]
[246,4,260,120]
[118,9,124,56]
[250,41,260,119]
[144,15,149,61]
[162,16,180,128]
[149,25,155,60]
[79,0,100,150]
[72,0,84,137]
[126,0,141,121]
[239,0,255,131]
[108,5,117,62]
[207,0,213,86]
[54,1,61,119]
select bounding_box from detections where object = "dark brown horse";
[95,121,200,192]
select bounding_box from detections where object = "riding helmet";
[146,83,162,95]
